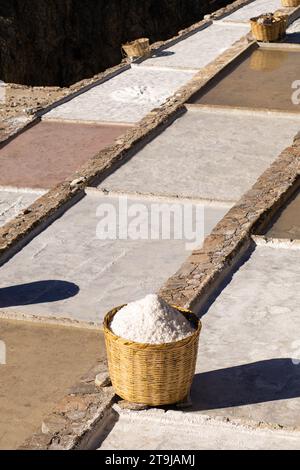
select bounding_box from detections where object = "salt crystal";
[110,294,195,344]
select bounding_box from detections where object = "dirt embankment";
[0,0,234,87]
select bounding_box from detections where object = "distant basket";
[103,305,202,406]
[281,0,300,7]
[122,38,150,59]
[250,17,281,42]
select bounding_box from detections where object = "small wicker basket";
[103,305,202,406]
[281,0,300,7]
[250,17,281,42]
[122,38,150,59]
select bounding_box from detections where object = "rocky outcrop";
[0,0,235,86]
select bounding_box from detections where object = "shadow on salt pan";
[284,33,300,44]
[191,358,300,411]
[0,280,79,308]
[152,51,175,58]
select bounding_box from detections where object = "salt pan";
[110,294,195,344]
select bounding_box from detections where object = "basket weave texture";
[103,305,202,406]
[277,15,288,38]
[281,0,300,7]
[122,38,150,58]
[250,19,281,42]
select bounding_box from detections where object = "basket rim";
[123,37,150,48]
[250,17,281,26]
[103,304,202,349]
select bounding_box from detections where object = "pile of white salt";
[110,294,195,344]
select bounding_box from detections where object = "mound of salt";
[110,294,195,344]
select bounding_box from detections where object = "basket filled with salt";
[250,13,282,42]
[103,294,201,406]
[122,38,150,60]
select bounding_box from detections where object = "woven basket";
[103,305,202,406]
[122,38,150,59]
[250,18,281,42]
[281,0,300,7]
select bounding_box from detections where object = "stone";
[95,373,112,388]
[65,410,87,421]
[41,414,69,435]
[118,400,150,411]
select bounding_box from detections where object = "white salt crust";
[110,294,195,344]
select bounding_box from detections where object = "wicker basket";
[250,18,281,42]
[122,38,150,59]
[103,305,202,406]
[281,0,300,7]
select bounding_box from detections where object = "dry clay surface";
[0,319,104,450]
[0,122,131,189]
